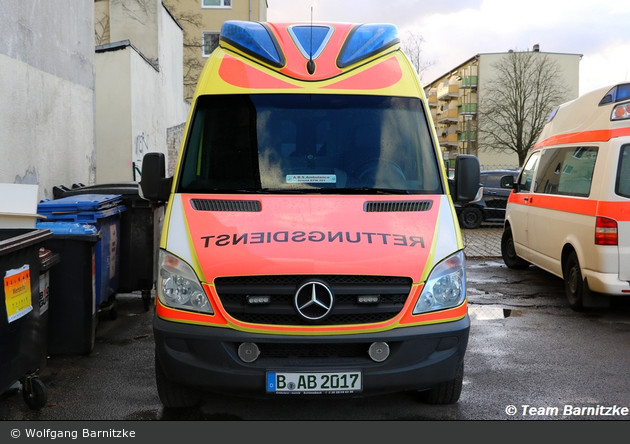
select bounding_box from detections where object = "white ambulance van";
[501,82,630,311]
[139,20,481,407]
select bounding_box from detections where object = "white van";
[140,20,481,407]
[501,82,630,310]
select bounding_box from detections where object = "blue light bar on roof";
[288,24,334,60]
[337,23,400,68]
[220,20,285,67]
[599,83,630,106]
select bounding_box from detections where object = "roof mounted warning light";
[598,83,630,106]
[220,20,285,68]
[337,23,400,68]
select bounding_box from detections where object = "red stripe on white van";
[534,127,630,149]
[509,194,630,221]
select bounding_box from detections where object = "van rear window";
[176,94,442,194]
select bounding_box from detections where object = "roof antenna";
[306,7,316,75]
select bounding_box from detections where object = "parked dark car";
[456,169,519,229]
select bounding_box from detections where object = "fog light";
[247,295,270,305]
[357,295,380,304]
[238,342,260,363]
[368,342,389,362]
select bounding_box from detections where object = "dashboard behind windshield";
[177,94,442,194]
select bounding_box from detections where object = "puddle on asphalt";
[468,305,512,321]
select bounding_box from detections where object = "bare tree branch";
[478,50,570,166]
[401,30,435,80]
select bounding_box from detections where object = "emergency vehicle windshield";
[177,94,442,194]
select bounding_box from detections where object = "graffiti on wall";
[133,132,150,181]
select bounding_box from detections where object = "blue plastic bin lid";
[36,221,102,241]
[38,194,123,213]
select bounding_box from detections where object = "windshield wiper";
[331,187,413,195]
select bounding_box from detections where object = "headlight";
[413,251,466,314]
[157,250,213,314]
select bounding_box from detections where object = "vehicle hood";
[166,194,458,283]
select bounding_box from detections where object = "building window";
[202,0,231,8]
[202,32,220,57]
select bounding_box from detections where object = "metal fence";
[461,224,503,259]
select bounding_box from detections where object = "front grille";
[214,275,412,326]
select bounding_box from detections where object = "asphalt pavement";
[2,226,630,423]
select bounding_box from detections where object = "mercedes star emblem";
[294,281,334,322]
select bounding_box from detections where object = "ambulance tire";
[155,353,201,408]
[419,363,463,405]
[459,206,483,229]
[501,227,530,270]
[564,251,585,312]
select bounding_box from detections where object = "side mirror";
[453,154,481,202]
[501,175,519,192]
[139,152,172,202]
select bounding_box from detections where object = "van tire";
[459,207,483,229]
[155,353,201,408]
[501,227,530,269]
[419,363,464,405]
[564,251,585,311]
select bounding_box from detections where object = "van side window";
[616,144,630,198]
[518,152,540,192]
[535,146,598,197]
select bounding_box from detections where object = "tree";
[163,0,205,101]
[477,50,571,166]
[401,30,435,80]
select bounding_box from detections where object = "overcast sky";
[266,0,630,96]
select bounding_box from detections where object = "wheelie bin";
[52,183,164,311]
[35,222,101,355]
[37,194,125,319]
[0,228,53,410]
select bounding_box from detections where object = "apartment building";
[163,0,268,99]
[424,46,581,169]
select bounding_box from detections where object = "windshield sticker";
[201,231,425,248]
[286,175,336,184]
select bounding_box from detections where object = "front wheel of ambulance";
[564,251,585,312]
[155,353,201,408]
[419,363,464,405]
[501,226,530,269]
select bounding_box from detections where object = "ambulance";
[139,20,481,408]
[501,82,630,311]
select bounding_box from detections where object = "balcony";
[460,76,478,89]
[458,131,477,142]
[458,103,477,115]
[436,108,459,123]
[436,84,459,101]
[438,133,458,147]
[427,93,438,107]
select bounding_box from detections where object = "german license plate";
[266,371,362,394]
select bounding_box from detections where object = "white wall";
[0,0,95,201]
[94,2,189,184]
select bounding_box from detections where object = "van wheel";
[459,207,483,229]
[501,227,530,269]
[155,353,201,408]
[419,363,463,405]
[564,251,585,311]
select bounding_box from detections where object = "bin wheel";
[142,290,152,311]
[109,299,118,320]
[22,377,47,410]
